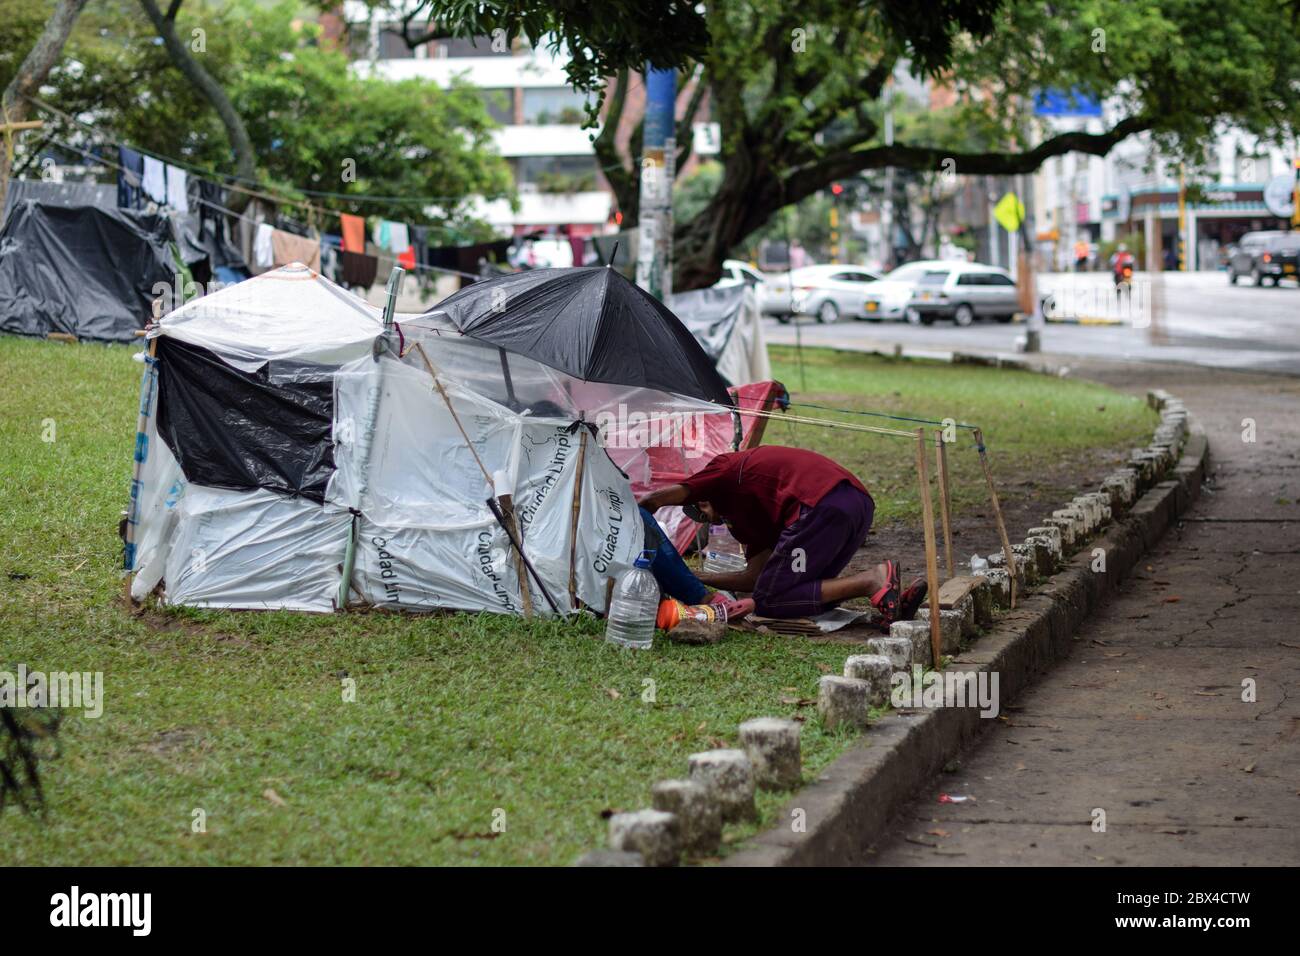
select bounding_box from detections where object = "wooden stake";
[973,428,1017,609]
[934,431,955,579]
[498,492,533,619]
[568,420,588,609]
[915,428,943,667]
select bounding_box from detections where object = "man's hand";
[637,483,691,513]
[698,548,772,594]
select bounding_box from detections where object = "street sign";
[994,192,1025,232]
[692,122,721,156]
[1263,172,1295,219]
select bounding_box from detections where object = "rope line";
[787,401,980,431]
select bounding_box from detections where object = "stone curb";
[720,415,1209,867]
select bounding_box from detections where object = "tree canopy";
[7,0,513,233]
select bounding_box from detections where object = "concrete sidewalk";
[864,365,1300,865]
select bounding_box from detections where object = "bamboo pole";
[915,428,943,667]
[934,431,955,579]
[973,428,1017,609]
[498,492,534,619]
[568,420,588,609]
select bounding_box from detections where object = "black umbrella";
[425,266,734,406]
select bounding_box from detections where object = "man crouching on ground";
[637,445,926,623]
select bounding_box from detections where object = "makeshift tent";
[670,285,772,387]
[0,200,176,342]
[127,263,741,615]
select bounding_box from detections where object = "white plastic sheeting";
[152,262,382,371]
[163,486,351,612]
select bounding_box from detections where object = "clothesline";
[40,134,493,283]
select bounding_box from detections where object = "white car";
[858,259,970,321]
[761,264,882,323]
[905,263,1020,326]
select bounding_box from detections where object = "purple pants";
[753,481,875,618]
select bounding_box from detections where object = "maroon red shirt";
[680,446,870,553]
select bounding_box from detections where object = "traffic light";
[830,182,844,196]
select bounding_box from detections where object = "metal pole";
[915,428,944,666]
[636,66,676,300]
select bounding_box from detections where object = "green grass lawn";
[0,336,1154,864]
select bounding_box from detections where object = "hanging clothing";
[339,251,378,290]
[411,225,430,269]
[340,213,366,253]
[270,228,321,271]
[373,220,391,250]
[142,156,167,204]
[165,165,189,213]
[387,221,410,254]
[117,147,144,209]
[253,223,275,268]
[397,246,416,270]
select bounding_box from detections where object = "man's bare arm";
[637,483,691,513]
[697,548,772,593]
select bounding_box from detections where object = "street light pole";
[636,65,676,300]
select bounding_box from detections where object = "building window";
[513,156,600,193]
[480,89,515,125]
[522,88,591,125]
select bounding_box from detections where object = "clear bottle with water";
[605,550,660,649]
[702,523,747,574]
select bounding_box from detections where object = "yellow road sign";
[994,192,1025,233]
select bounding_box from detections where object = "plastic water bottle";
[703,524,747,574]
[605,551,660,649]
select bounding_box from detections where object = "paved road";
[863,365,1300,865]
[766,272,1300,376]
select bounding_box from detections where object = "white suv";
[906,264,1019,326]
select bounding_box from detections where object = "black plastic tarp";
[155,337,336,502]
[0,201,176,342]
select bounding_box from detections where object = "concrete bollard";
[866,635,914,670]
[890,619,934,668]
[1084,492,1113,524]
[574,849,645,866]
[916,606,964,652]
[1044,515,1077,550]
[608,809,680,867]
[1053,507,1087,542]
[1070,497,1099,533]
[967,578,994,625]
[652,779,722,854]
[737,717,802,792]
[999,544,1039,586]
[843,654,893,706]
[1024,535,1055,577]
[817,675,873,731]
[1100,476,1129,512]
[688,749,756,823]
[1026,524,1063,560]
[973,567,1011,608]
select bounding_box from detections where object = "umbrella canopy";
[424,266,734,406]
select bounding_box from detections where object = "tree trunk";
[0,0,91,212]
[138,0,257,213]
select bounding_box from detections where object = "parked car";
[858,259,969,321]
[1227,230,1289,285]
[714,259,767,289]
[761,264,882,323]
[1247,233,1300,287]
[905,264,1019,326]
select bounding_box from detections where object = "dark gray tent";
[0,200,176,342]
